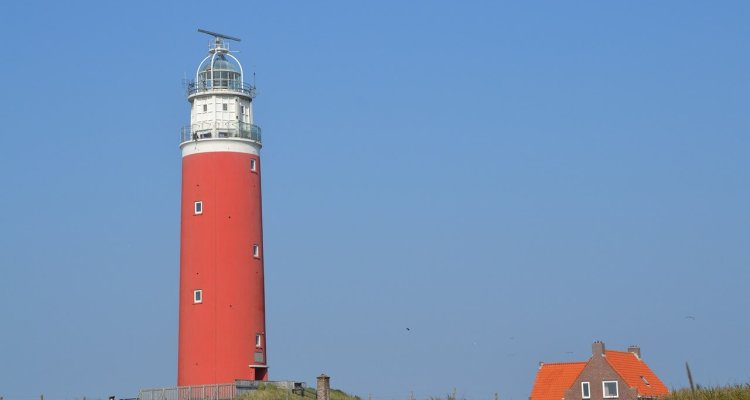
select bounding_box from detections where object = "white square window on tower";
[250,159,257,172]
[193,289,203,304]
[253,244,260,258]
[256,334,262,348]
[194,201,203,215]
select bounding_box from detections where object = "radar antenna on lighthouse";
[197,28,242,42]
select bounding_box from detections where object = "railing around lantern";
[186,79,256,98]
[181,123,262,144]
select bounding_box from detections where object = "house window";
[193,289,203,304]
[253,244,260,258]
[581,382,590,399]
[203,104,207,112]
[250,159,257,172]
[603,381,619,398]
[194,201,203,215]
[256,334,262,348]
[223,104,228,111]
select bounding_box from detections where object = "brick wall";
[564,353,637,400]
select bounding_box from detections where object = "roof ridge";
[540,361,587,366]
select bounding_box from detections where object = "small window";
[223,104,228,111]
[250,159,257,172]
[581,382,590,399]
[256,334,262,348]
[253,244,260,258]
[603,381,618,398]
[640,376,650,386]
[193,289,203,304]
[241,105,245,115]
[203,104,207,112]
[194,201,203,215]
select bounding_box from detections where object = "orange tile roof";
[530,362,587,400]
[605,351,669,397]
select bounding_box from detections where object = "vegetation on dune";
[663,384,750,400]
[235,384,750,400]
[236,384,360,400]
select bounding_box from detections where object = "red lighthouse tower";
[178,30,268,386]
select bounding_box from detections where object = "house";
[530,341,669,400]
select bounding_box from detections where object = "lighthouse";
[178,30,268,386]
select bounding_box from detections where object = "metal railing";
[139,384,236,400]
[187,80,256,98]
[180,122,262,144]
[139,381,307,400]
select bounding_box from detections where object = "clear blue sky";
[1,2,748,400]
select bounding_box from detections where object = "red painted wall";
[178,150,268,386]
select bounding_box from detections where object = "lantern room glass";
[198,54,242,90]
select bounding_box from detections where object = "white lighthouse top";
[187,29,255,99]
[180,29,261,155]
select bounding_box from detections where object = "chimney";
[592,341,605,356]
[317,374,331,400]
[628,345,641,359]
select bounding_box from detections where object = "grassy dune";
[236,384,360,400]
[235,384,750,400]
[663,385,750,400]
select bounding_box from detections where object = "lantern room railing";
[187,79,256,98]
[181,122,262,144]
